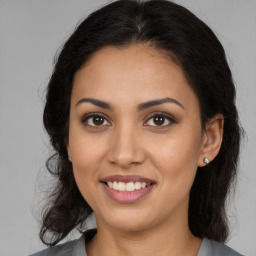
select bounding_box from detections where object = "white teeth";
[117,182,126,191]
[113,181,118,190]
[107,181,113,188]
[135,182,141,190]
[126,182,135,191]
[106,181,152,191]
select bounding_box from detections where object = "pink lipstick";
[101,175,156,203]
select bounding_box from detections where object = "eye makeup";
[80,111,178,130]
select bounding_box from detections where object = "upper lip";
[101,175,156,184]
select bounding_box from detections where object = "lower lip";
[102,183,155,203]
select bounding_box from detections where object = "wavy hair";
[40,0,243,246]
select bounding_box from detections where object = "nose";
[107,124,146,169]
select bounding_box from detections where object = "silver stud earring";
[68,155,72,161]
[203,157,210,165]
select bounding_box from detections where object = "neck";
[86,211,202,256]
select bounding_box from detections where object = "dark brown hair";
[40,0,243,246]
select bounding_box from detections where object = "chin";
[109,220,152,233]
[96,207,160,233]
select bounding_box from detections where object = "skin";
[67,43,224,256]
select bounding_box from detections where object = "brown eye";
[82,113,111,127]
[92,116,105,125]
[145,113,176,127]
[153,115,165,126]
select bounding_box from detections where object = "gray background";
[0,0,255,255]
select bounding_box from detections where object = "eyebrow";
[76,97,184,110]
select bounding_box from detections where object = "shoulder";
[199,238,244,256]
[28,235,86,256]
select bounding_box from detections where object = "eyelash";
[80,112,177,129]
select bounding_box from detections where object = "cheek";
[68,128,106,200]
[148,127,202,187]
[69,126,106,171]
[70,145,103,210]
[147,136,201,217]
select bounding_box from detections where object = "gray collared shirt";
[29,230,244,256]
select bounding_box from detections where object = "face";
[67,44,207,233]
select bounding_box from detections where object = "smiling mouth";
[100,175,156,203]
[103,181,153,192]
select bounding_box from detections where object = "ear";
[198,113,224,167]
[67,144,70,156]
[65,138,72,161]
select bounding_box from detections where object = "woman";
[30,0,244,255]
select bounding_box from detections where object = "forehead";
[72,44,199,111]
